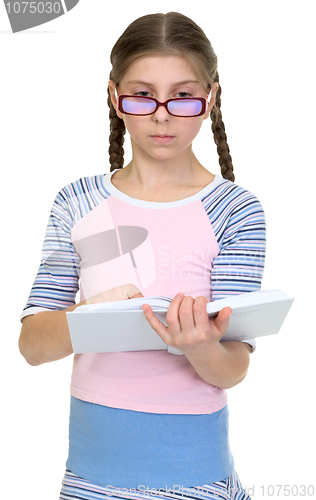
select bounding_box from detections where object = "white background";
[1,1,315,499]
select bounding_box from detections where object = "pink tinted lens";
[122,97,156,115]
[168,99,203,116]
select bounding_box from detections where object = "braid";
[210,72,235,182]
[107,85,126,172]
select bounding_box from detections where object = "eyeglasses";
[117,94,208,117]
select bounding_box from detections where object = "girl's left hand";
[142,292,232,355]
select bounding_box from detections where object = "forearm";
[184,340,252,389]
[19,301,85,366]
[19,284,143,366]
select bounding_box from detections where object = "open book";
[66,289,294,355]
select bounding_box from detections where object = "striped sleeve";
[20,188,81,320]
[203,180,266,352]
[203,180,266,301]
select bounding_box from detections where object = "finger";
[130,292,144,299]
[124,283,142,298]
[213,307,232,336]
[142,304,169,343]
[85,284,142,305]
[178,295,195,331]
[192,296,209,329]
[165,292,185,331]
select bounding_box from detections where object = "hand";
[85,283,143,305]
[142,293,232,355]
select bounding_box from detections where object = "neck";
[121,141,205,189]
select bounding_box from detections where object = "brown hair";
[107,12,235,182]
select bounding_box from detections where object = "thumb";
[214,307,232,335]
[123,283,143,299]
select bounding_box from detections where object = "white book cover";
[66,289,294,355]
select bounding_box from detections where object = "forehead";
[119,54,204,89]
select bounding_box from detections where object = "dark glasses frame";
[117,94,208,117]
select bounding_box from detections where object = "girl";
[19,12,266,500]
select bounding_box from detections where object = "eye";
[176,92,192,98]
[134,91,152,97]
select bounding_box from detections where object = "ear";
[203,82,219,120]
[108,80,124,119]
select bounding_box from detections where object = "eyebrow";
[126,79,200,87]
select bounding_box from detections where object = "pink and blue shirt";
[21,169,266,488]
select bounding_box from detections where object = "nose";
[152,102,171,122]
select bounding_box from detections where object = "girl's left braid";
[107,85,126,172]
[210,72,235,182]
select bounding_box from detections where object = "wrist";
[67,300,87,312]
[183,339,224,364]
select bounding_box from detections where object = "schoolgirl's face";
[109,55,218,164]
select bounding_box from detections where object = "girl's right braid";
[210,72,235,182]
[107,86,126,172]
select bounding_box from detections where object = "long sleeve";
[203,180,266,351]
[205,181,266,300]
[20,189,81,320]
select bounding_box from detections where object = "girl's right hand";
[84,283,143,306]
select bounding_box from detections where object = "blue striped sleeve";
[203,180,266,301]
[21,188,81,315]
[20,175,111,321]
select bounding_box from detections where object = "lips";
[150,135,175,144]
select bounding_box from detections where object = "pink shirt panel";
[70,193,226,414]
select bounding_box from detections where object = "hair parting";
[107,12,235,182]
